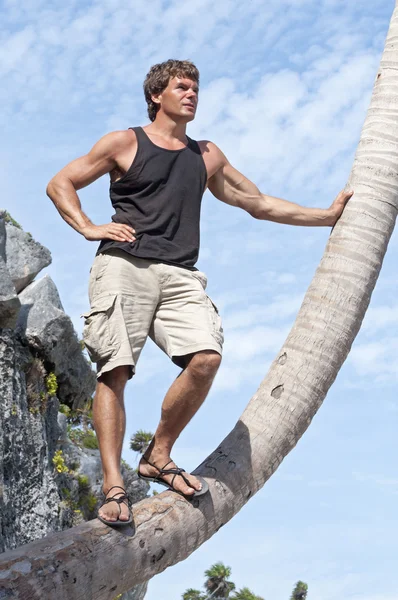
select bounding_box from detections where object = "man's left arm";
[206,144,353,226]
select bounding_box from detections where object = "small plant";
[3,211,22,229]
[60,487,71,499]
[52,450,69,474]
[68,428,99,450]
[77,474,90,491]
[46,372,58,396]
[68,459,80,472]
[11,404,17,416]
[76,474,98,517]
[59,404,71,417]
[81,492,97,514]
[82,430,99,450]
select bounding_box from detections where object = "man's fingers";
[109,223,135,234]
[109,233,134,242]
[108,224,136,241]
[340,190,354,203]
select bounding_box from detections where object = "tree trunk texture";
[1,5,398,599]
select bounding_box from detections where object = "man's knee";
[187,351,221,380]
[97,365,130,392]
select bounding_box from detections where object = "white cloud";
[223,295,303,330]
[348,338,398,383]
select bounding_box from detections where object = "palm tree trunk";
[1,4,398,599]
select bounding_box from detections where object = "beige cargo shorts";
[82,249,224,379]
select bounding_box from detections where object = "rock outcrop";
[16,275,94,409]
[4,216,51,293]
[0,212,149,600]
[0,213,21,329]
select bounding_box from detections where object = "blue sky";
[2,0,398,598]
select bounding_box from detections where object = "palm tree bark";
[1,4,398,599]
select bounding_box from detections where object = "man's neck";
[145,113,188,143]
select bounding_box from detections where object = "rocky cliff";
[0,211,149,600]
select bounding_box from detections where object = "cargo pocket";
[192,270,208,290]
[81,294,121,363]
[206,296,224,347]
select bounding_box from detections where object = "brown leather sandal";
[138,457,209,499]
[97,485,133,527]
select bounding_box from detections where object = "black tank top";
[97,126,207,269]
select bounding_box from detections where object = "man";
[47,59,352,527]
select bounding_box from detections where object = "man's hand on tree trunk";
[327,189,354,226]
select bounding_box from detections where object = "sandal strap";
[105,485,127,495]
[157,466,191,488]
[158,467,186,476]
[102,490,132,508]
[161,459,174,471]
[140,457,192,489]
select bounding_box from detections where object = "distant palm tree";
[204,562,236,598]
[129,430,153,454]
[231,587,264,600]
[290,581,308,600]
[182,589,206,600]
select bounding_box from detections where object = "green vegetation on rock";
[59,404,71,417]
[68,428,99,450]
[2,211,22,229]
[45,372,58,396]
[52,450,69,474]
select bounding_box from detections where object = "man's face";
[153,76,199,122]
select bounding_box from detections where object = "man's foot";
[97,484,132,526]
[138,456,208,498]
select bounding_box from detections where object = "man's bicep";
[53,132,126,190]
[208,161,262,213]
[57,154,113,191]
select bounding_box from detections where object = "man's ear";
[151,93,162,105]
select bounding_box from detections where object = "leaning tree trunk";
[1,5,398,600]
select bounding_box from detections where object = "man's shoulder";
[105,128,137,147]
[197,140,224,157]
[197,140,227,174]
[96,128,137,160]
[197,139,217,149]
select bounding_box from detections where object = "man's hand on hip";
[81,223,136,242]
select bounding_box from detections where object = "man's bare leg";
[139,350,221,496]
[94,365,131,522]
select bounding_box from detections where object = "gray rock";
[0,330,63,551]
[57,412,68,443]
[0,239,149,599]
[0,256,21,328]
[16,275,96,409]
[0,213,6,260]
[5,223,52,293]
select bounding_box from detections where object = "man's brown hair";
[143,59,200,122]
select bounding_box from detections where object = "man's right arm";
[46,131,135,243]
